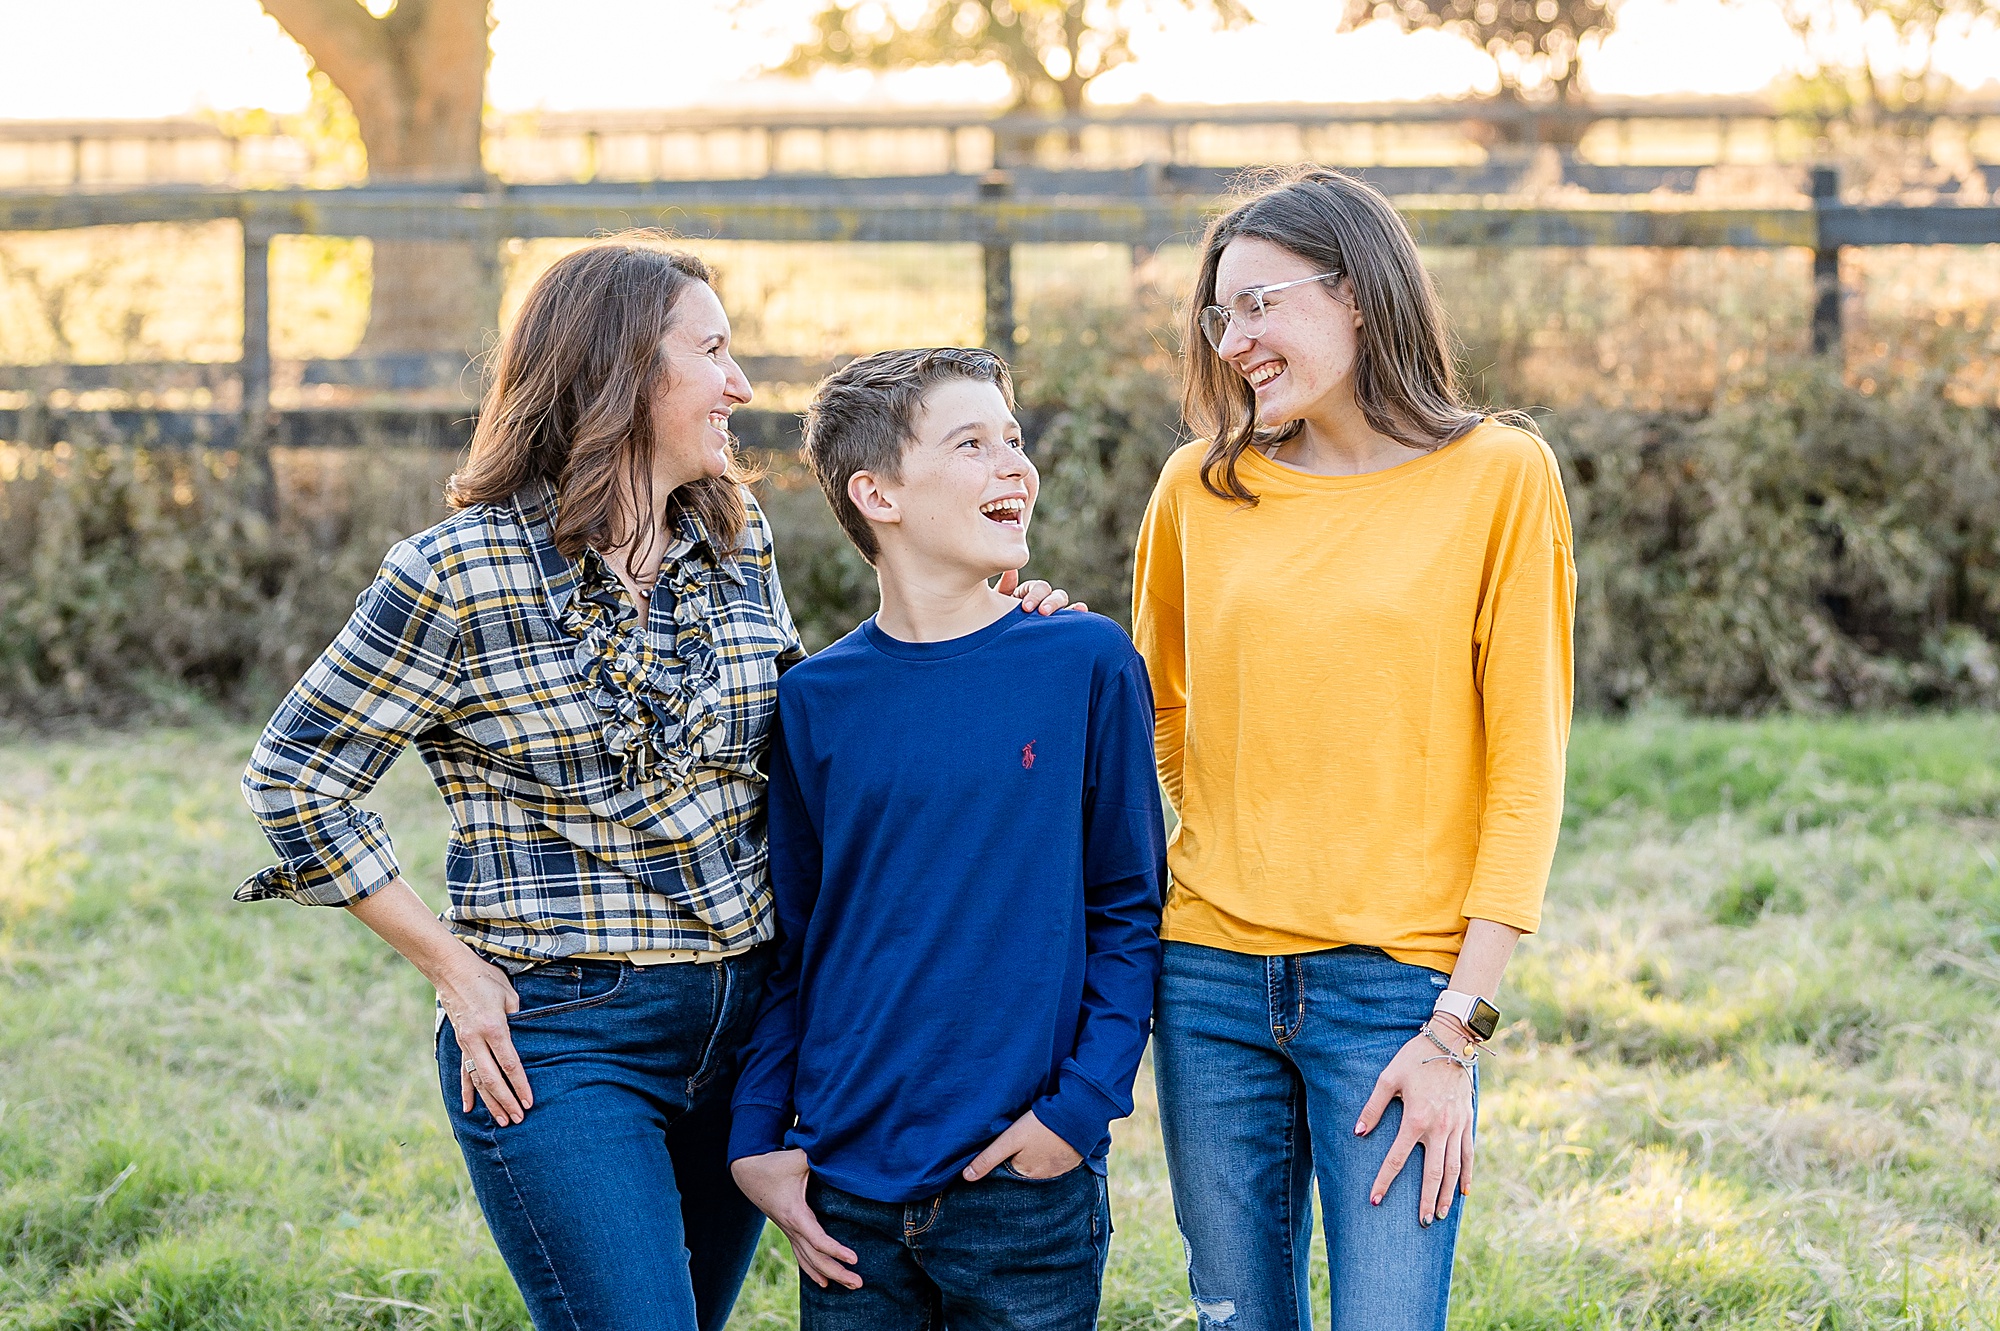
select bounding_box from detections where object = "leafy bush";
[0,426,451,726]
[1008,295,1186,621]
[6,330,2000,721]
[1552,361,2000,714]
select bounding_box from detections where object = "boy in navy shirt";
[728,347,1165,1329]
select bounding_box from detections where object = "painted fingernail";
[1353,1121,1364,1135]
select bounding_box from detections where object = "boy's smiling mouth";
[980,497,1027,527]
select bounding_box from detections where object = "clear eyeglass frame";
[1198,271,1343,350]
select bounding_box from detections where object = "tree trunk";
[1060,77,1087,159]
[995,80,1039,168]
[259,0,497,360]
[362,239,501,357]
[1059,7,1087,159]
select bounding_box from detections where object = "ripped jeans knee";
[1181,1230,1239,1328]
[1193,1295,1238,1328]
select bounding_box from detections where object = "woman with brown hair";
[1132,169,1576,1330]
[238,233,1069,1331]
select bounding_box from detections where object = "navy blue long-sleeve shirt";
[728,608,1166,1203]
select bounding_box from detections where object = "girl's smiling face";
[1210,235,1363,430]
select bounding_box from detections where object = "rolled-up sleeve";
[238,538,462,907]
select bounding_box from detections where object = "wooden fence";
[1,164,1997,448]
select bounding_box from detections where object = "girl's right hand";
[440,952,533,1125]
[1354,1029,1475,1225]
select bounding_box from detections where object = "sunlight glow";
[0,0,1992,121]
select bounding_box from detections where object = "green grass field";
[3,716,1998,1329]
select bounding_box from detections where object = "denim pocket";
[997,1158,1088,1183]
[1333,949,1449,1023]
[507,962,626,1023]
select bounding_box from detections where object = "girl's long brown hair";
[1183,167,1486,505]
[448,232,751,566]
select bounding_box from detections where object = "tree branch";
[770,0,1249,116]
[258,0,403,129]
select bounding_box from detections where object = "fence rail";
[6,174,1998,247]
[0,404,803,454]
[13,96,2000,187]
[0,354,841,396]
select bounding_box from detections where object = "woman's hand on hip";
[997,569,1085,615]
[437,951,534,1125]
[344,879,535,1126]
[730,1149,862,1290]
[1354,1031,1475,1226]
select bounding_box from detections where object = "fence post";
[1810,165,1842,356]
[980,173,1016,354]
[240,219,271,441]
[239,216,277,515]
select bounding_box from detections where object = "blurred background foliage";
[4,284,2000,725]
[3,0,1999,727]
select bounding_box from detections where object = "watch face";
[1468,997,1501,1042]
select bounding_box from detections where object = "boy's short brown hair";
[800,347,1016,563]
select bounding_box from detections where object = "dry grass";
[2,717,1998,1328]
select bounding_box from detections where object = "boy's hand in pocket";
[962,1110,1083,1181]
[730,1149,862,1290]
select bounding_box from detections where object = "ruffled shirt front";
[560,507,735,792]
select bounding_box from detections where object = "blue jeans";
[437,950,774,1331]
[800,1165,1111,1330]
[1152,942,1473,1331]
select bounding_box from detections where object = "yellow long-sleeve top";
[1131,421,1576,972]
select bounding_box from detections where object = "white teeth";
[1247,362,1285,387]
[980,498,1025,517]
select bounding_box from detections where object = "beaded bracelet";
[1418,1021,1479,1073]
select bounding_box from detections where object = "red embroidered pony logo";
[1021,741,1037,770]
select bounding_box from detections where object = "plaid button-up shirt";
[239,479,805,967]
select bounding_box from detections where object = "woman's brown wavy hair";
[1183,167,1486,505]
[447,232,753,567]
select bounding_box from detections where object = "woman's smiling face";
[649,281,752,493]
[1210,235,1362,430]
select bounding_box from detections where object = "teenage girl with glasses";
[1133,168,1576,1330]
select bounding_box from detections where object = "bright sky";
[0,0,1994,120]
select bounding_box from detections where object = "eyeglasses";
[1199,272,1342,350]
